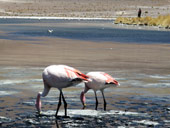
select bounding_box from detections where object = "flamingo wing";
[102,73,119,85]
[64,67,89,81]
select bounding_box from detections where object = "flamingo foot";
[82,104,86,109]
[36,111,42,117]
[55,115,62,119]
[63,115,70,118]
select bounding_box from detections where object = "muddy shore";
[0,36,170,74]
[0,32,170,127]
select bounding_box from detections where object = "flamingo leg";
[61,91,68,117]
[101,91,107,111]
[94,91,98,110]
[55,91,62,117]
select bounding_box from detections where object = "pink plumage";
[80,72,120,110]
[35,65,88,117]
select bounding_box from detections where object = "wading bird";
[80,72,119,111]
[35,65,89,117]
[48,29,53,33]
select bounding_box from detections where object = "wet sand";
[0,34,170,127]
[0,36,170,73]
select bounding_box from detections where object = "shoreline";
[1,16,170,32]
[0,16,116,20]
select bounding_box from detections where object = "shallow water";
[0,66,170,127]
[0,66,170,97]
[0,18,170,43]
[0,19,170,127]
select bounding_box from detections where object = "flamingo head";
[80,91,86,109]
[35,92,42,114]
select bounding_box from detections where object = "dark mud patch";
[0,96,170,128]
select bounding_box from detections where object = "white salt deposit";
[0,91,18,96]
[41,109,99,117]
[149,74,170,79]
[41,109,148,117]
[164,120,170,123]
[146,83,170,87]
[0,16,115,20]
[133,120,159,126]
[0,79,42,85]
[102,110,148,117]
[0,116,12,123]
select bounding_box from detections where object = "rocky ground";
[0,94,170,127]
[0,0,170,18]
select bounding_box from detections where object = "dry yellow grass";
[115,15,170,29]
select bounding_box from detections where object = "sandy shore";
[0,0,170,18]
[0,36,170,74]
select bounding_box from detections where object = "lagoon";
[0,18,170,43]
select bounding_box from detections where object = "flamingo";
[80,72,120,111]
[35,65,89,117]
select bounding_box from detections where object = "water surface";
[0,18,170,43]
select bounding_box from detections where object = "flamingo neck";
[80,91,86,109]
[35,92,42,114]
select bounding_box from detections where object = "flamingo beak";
[80,91,86,109]
[35,93,42,115]
[36,110,41,115]
[35,103,41,115]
